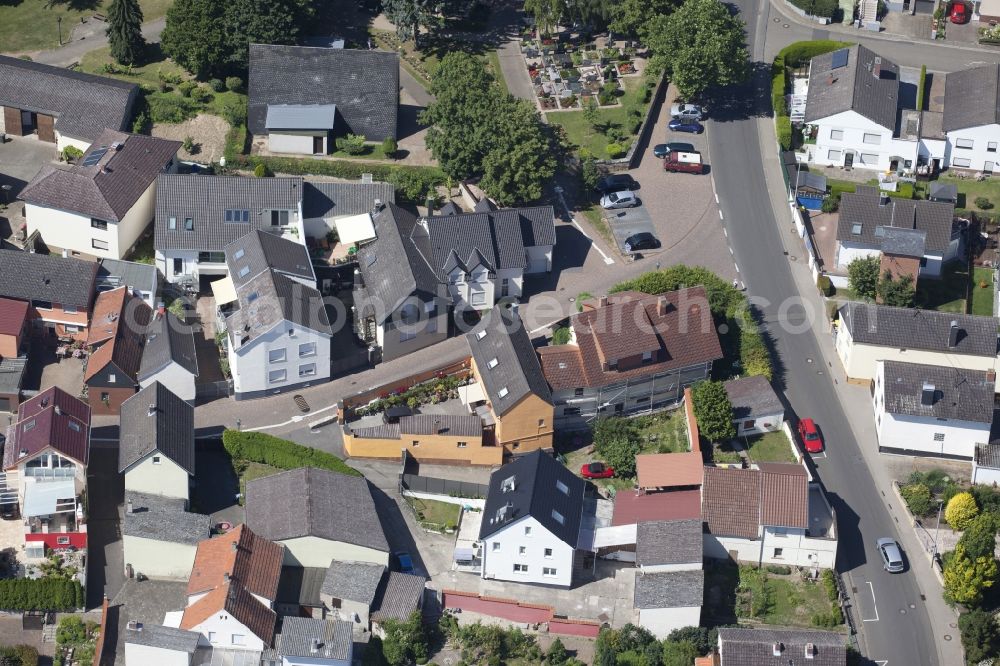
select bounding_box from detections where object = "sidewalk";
[32,17,165,67]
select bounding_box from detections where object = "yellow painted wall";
[343,430,502,466]
[494,393,554,453]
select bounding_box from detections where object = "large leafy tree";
[847,255,879,301]
[877,270,915,307]
[106,0,145,65]
[944,543,997,606]
[525,0,563,35]
[382,0,442,47]
[691,380,735,443]
[959,609,1000,664]
[422,52,555,205]
[645,0,749,99]
[379,611,428,666]
[958,512,998,560]
[609,0,677,40]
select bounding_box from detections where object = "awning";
[334,213,377,244]
[22,479,76,518]
[458,382,486,405]
[211,276,238,305]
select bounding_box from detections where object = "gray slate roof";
[0,357,27,395]
[880,227,927,258]
[804,45,899,131]
[943,65,1000,132]
[717,627,847,666]
[124,623,200,653]
[20,130,179,223]
[97,258,157,295]
[839,301,998,357]
[119,381,195,474]
[837,186,955,254]
[266,104,337,130]
[302,180,395,219]
[225,229,315,288]
[154,174,304,252]
[371,571,425,623]
[278,617,352,660]
[929,182,958,202]
[321,560,385,606]
[139,311,200,380]
[0,54,137,142]
[0,249,97,310]
[880,360,994,424]
[400,414,482,437]
[724,375,784,422]
[226,269,332,346]
[248,44,399,141]
[123,492,211,545]
[276,566,327,608]
[636,519,703,567]
[976,442,1000,469]
[246,467,390,553]
[633,569,704,609]
[466,305,552,416]
[479,450,585,545]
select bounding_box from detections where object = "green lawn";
[711,441,743,464]
[79,43,189,88]
[547,77,652,158]
[972,266,996,316]
[0,0,173,54]
[916,262,968,313]
[406,496,461,530]
[744,431,796,463]
[634,409,690,454]
[762,577,841,628]
[581,203,614,246]
[939,173,1000,212]
[486,49,508,94]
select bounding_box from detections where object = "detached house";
[20,130,180,260]
[2,387,90,556]
[836,302,1000,390]
[538,289,723,429]
[84,286,152,415]
[119,382,195,501]
[873,360,994,459]
[478,450,586,587]
[942,65,1000,173]
[0,54,138,151]
[138,310,199,404]
[0,249,98,341]
[248,44,399,154]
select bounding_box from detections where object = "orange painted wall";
[343,430,503,466]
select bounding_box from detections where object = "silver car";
[670,103,705,121]
[876,537,905,573]
[600,190,639,210]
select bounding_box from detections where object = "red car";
[950,2,969,23]
[797,418,824,454]
[581,462,614,479]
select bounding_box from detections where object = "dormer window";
[498,387,509,398]
[487,358,499,369]
[68,421,81,432]
[851,223,862,235]
[451,272,464,284]
[476,330,487,340]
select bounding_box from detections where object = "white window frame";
[63,305,78,315]
[299,363,317,378]
[544,548,553,558]
[543,567,557,577]
[92,238,109,251]
[953,157,972,168]
[989,142,998,153]
[492,542,500,552]
[956,138,974,150]
[231,634,246,646]
[269,369,287,384]
[860,153,879,165]
[299,342,317,358]
[827,149,842,161]
[470,290,487,306]
[862,132,882,145]
[829,129,844,140]
[268,348,287,363]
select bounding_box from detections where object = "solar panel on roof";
[82,147,109,167]
[831,49,849,70]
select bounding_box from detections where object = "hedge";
[916,65,927,112]
[778,40,853,68]
[0,645,38,666]
[785,0,839,19]
[0,579,83,611]
[221,430,361,477]
[771,55,787,117]
[777,115,792,151]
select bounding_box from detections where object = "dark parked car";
[668,118,705,134]
[595,174,638,194]
[654,141,696,158]
[624,232,661,253]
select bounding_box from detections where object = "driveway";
[86,446,125,609]
[0,136,56,196]
[604,204,657,254]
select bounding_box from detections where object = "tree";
[106,0,145,65]
[691,380,735,443]
[546,637,569,665]
[959,609,1000,663]
[877,270,915,307]
[958,512,998,560]
[609,0,678,40]
[847,255,879,301]
[666,626,717,655]
[525,0,563,34]
[581,158,600,190]
[594,625,661,666]
[662,640,699,666]
[379,611,427,666]
[596,437,641,478]
[583,97,601,130]
[944,543,997,606]
[382,0,442,47]
[899,482,933,516]
[479,98,557,204]
[946,492,980,531]
[644,0,749,99]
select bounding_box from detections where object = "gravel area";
[152,113,230,164]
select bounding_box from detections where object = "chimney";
[62,249,69,258]
[657,296,667,317]
[948,320,960,348]
[54,405,62,416]
[224,572,230,583]
[805,642,816,659]
[127,499,134,514]
[147,404,156,417]
[311,638,320,654]
[354,268,364,289]
[879,195,890,207]
[772,642,783,657]
[873,56,882,78]
[127,620,142,631]
[157,301,166,317]
[988,369,997,384]
[373,198,384,213]
[921,382,936,406]
[231,540,238,552]
[599,295,608,307]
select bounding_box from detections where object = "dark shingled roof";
[0,54,137,142]
[718,627,847,666]
[943,65,1000,132]
[123,492,210,545]
[97,258,157,296]
[371,572,425,623]
[636,519,703,567]
[479,450,585,545]
[803,45,899,131]
[837,186,955,254]
[302,180,395,219]
[248,44,399,141]
[839,301,998,357]
[466,306,552,416]
[246,467,389,553]
[724,376,784,422]
[4,386,90,470]
[154,174,304,252]
[929,182,959,203]
[225,229,315,288]
[278,617,352,661]
[633,569,704,609]
[275,566,327,608]
[19,130,178,223]
[139,311,199,380]
[0,249,97,310]
[880,360,994,424]
[123,623,200,653]
[226,269,332,347]
[321,560,385,606]
[118,382,195,474]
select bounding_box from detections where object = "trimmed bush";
[779,40,854,67]
[225,76,244,92]
[222,430,361,477]
[208,78,225,92]
[777,115,792,151]
[146,93,197,123]
[551,326,571,345]
[253,162,270,178]
[817,275,833,296]
[976,196,994,210]
[946,492,979,530]
[771,55,787,116]
[381,136,398,158]
[900,482,933,515]
[811,608,843,628]
[606,142,625,158]
[765,564,792,575]
[821,569,838,602]
[916,65,927,112]
[177,80,197,97]
[62,146,84,162]
[0,579,83,611]
[821,193,840,213]
[336,133,367,155]
[220,97,247,127]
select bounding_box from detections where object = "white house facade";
[480,515,575,587]
[123,624,200,666]
[227,319,332,400]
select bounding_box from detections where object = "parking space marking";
[722,227,728,237]
[715,192,719,204]
[718,210,724,220]
[862,581,880,622]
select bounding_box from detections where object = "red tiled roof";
[0,298,29,338]
[180,582,276,644]
[611,489,702,526]
[84,288,151,382]
[187,524,284,600]
[702,464,809,539]
[636,452,704,490]
[760,465,809,529]
[3,386,90,470]
[538,287,723,391]
[86,286,128,347]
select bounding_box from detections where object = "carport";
[3,106,55,143]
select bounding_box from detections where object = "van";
[663,151,704,174]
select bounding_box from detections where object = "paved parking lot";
[605,204,656,254]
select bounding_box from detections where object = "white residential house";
[478,451,586,588]
[724,376,785,437]
[122,492,210,580]
[123,623,200,666]
[873,360,993,460]
[942,65,1000,174]
[267,618,354,666]
[19,130,179,259]
[634,520,704,639]
[138,311,200,404]
[119,382,195,501]
[702,464,838,569]
[836,302,1000,390]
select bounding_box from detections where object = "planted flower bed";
[353,371,474,416]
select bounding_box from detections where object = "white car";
[670,103,705,121]
[600,190,639,209]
